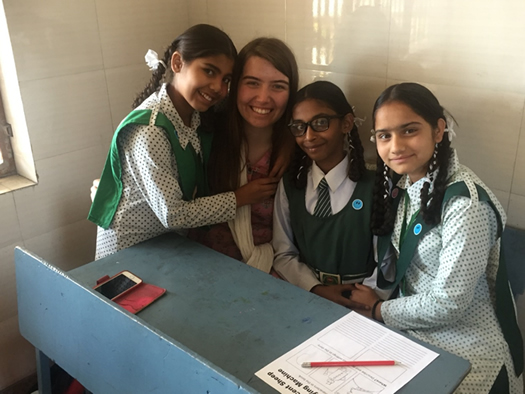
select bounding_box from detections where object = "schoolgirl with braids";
[89,25,278,259]
[273,81,382,308]
[351,83,523,393]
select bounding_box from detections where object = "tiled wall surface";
[1,0,525,389]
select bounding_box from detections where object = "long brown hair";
[209,38,299,193]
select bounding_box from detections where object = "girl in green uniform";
[272,81,381,308]
[89,24,278,259]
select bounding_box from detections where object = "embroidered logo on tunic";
[414,223,422,235]
[391,188,399,199]
[352,199,363,210]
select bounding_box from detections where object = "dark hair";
[370,82,452,235]
[132,24,237,108]
[289,80,366,189]
[209,37,299,193]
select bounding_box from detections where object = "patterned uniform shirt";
[95,84,236,259]
[381,150,522,393]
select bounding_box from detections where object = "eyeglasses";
[288,115,344,137]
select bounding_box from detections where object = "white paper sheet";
[256,312,438,394]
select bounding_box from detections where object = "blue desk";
[16,233,470,393]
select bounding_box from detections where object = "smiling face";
[169,52,234,123]
[236,56,290,131]
[293,98,353,174]
[374,100,445,183]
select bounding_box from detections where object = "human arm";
[120,124,236,229]
[379,197,499,330]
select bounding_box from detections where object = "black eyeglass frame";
[288,115,345,137]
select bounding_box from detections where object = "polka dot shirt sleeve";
[382,196,499,330]
[119,124,236,229]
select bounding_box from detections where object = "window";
[0,90,16,177]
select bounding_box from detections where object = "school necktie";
[313,177,332,218]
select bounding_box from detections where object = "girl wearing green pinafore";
[272,81,384,309]
[351,82,523,393]
[89,25,276,259]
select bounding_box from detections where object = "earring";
[345,133,355,151]
[383,163,390,199]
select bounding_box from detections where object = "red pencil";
[302,360,397,368]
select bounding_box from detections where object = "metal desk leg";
[36,349,52,394]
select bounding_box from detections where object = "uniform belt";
[312,268,368,285]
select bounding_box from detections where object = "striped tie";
[314,177,332,218]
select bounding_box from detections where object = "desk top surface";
[68,233,470,393]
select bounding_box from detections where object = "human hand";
[349,283,381,319]
[234,177,279,207]
[311,284,370,310]
[90,179,100,202]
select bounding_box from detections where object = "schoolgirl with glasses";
[272,81,386,308]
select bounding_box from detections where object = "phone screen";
[95,275,137,299]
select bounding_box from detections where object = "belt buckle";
[319,271,341,285]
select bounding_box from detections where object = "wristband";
[371,300,382,321]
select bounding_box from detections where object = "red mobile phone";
[93,270,142,300]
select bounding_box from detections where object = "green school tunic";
[282,170,376,282]
[88,108,212,229]
[377,178,523,379]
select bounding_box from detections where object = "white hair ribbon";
[444,110,457,142]
[144,49,167,71]
[370,129,376,143]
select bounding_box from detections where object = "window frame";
[0,90,16,177]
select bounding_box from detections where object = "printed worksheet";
[256,312,438,394]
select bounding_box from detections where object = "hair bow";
[144,49,167,71]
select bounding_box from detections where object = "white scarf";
[228,148,274,273]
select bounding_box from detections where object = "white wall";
[0,0,189,389]
[1,0,525,389]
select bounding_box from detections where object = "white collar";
[311,155,349,192]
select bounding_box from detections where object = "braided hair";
[370,83,453,235]
[289,81,366,189]
[132,24,237,108]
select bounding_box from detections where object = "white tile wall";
[287,0,391,78]
[105,64,152,131]
[19,71,113,161]
[206,0,286,48]
[24,220,97,271]
[94,0,189,69]
[14,146,107,240]
[3,0,104,82]
[388,0,525,94]
[422,82,524,193]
